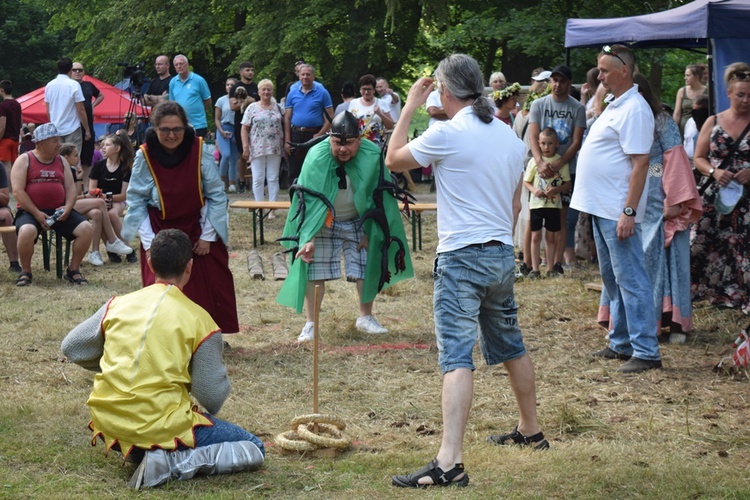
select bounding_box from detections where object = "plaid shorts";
[307,218,367,281]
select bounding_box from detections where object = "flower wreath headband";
[492,82,521,102]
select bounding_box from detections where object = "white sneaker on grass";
[87,251,104,266]
[297,322,315,343]
[356,315,388,334]
[227,184,238,193]
[106,238,134,255]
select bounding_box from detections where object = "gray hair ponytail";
[434,54,494,124]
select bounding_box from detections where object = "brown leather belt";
[466,240,504,249]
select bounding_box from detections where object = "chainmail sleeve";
[190,332,231,415]
[61,302,108,372]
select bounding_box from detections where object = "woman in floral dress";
[691,62,750,317]
[241,79,284,213]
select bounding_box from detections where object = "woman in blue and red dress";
[122,101,239,333]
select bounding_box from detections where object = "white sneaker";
[356,315,388,334]
[106,238,134,255]
[297,322,315,342]
[227,184,238,193]
[87,251,104,266]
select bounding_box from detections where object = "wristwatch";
[623,206,636,217]
[708,167,715,176]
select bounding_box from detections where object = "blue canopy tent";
[565,0,750,112]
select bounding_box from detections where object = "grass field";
[1,181,749,498]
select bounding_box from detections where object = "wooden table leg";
[252,209,258,248]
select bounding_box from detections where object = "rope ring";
[275,430,318,452]
[290,413,347,431]
[296,423,350,449]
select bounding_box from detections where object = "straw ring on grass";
[290,413,347,431]
[275,430,319,451]
[296,423,350,449]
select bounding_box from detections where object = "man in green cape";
[277,111,413,342]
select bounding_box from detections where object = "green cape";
[276,138,414,313]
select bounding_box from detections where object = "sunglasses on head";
[602,46,627,67]
[732,71,749,81]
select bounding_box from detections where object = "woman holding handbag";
[691,62,750,316]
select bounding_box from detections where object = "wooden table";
[230,200,437,251]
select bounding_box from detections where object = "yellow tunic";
[87,284,220,456]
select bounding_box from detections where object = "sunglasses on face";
[602,46,627,67]
[72,68,84,73]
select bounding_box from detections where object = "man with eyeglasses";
[44,57,91,156]
[168,54,212,137]
[70,62,104,187]
[143,55,173,107]
[571,44,661,373]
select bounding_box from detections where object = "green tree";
[0,0,68,94]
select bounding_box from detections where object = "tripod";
[123,84,150,147]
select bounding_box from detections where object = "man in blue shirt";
[283,64,333,182]
[169,55,212,137]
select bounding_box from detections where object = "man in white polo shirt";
[45,57,91,154]
[571,44,661,374]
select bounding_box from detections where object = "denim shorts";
[433,242,526,374]
[307,218,366,281]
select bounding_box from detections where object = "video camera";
[117,61,147,93]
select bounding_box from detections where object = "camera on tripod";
[118,61,147,95]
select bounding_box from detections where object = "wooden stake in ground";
[274,284,351,456]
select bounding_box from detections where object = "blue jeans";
[191,413,265,456]
[433,243,526,374]
[592,216,660,361]
[217,123,238,182]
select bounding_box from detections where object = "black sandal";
[14,271,32,287]
[65,268,89,286]
[487,426,549,450]
[392,459,469,488]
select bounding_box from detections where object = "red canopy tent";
[17,75,150,124]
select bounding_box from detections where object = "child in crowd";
[61,143,134,266]
[683,93,709,161]
[89,132,135,264]
[523,127,571,277]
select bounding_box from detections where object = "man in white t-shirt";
[44,57,90,154]
[571,44,661,374]
[424,89,447,128]
[386,54,547,489]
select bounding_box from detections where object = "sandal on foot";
[487,426,549,450]
[65,268,89,286]
[14,271,32,287]
[392,459,469,488]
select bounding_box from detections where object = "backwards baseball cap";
[550,65,573,81]
[532,70,552,81]
[32,123,61,142]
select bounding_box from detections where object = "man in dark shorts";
[11,123,92,286]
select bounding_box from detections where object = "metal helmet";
[329,111,360,143]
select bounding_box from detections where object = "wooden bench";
[229,200,437,251]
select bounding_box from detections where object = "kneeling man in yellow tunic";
[62,228,264,489]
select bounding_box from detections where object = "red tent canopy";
[17,76,150,125]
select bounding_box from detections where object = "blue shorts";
[307,218,367,282]
[433,243,526,374]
